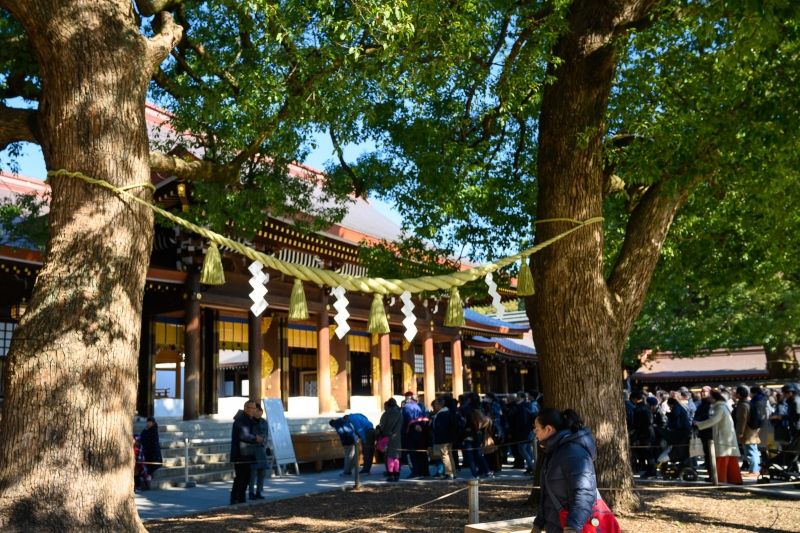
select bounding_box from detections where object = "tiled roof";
[471,335,537,357]
[464,308,528,331]
[631,346,799,382]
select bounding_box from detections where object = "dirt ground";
[146,479,800,533]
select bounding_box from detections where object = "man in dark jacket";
[781,383,800,441]
[630,391,656,477]
[139,416,162,480]
[230,400,263,504]
[510,392,534,474]
[431,397,456,479]
[693,386,715,473]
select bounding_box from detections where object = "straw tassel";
[200,242,225,285]
[288,278,309,321]
[444,287,465,327]
[367,293,390,334]
[516,258,535,296]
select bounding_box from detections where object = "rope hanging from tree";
[47,169,603,329]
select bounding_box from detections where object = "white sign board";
[262,398,299,475]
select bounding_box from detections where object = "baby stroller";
[657,430,699,482]
[760,435,800,485]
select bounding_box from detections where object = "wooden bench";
[291,431,344,471]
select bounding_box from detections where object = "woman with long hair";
[531,408,617,533]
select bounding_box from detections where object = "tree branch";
[170,48,204,84]
[152,66,184,99]
[179,36,241,95]
[330,127,366,198]
[0,72,40,101]
[607,176,701,335]
[149,151,238,183]
[147,11,183,74]
[0,105,40,150]
[135,0,183,17]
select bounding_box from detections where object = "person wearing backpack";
[733,386,761,477]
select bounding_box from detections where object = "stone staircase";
[134,416,335,489]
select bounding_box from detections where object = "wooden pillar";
[183,271,201,420]
[263,316,281,398]
[434,345,446,391]
[248,312,263,402]
[136,317,154,417]
[370,334,381,397]
[279,317,289,408]
[451,337,463,398]
[423,330,435,405]
[379,333,392,402]
[317,291,332,414]
[201,309,218,415]
[500,361,509,394]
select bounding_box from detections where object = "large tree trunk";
[0,1,159,530]
[529,0,662,513]
[765,341,800,379]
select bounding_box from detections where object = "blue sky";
[1,134,405,227]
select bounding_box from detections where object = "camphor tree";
[614,2,800,378]
[0,0,413,530]
[323,0,800,510]
[2,0,799,528]
[624,163,800,377]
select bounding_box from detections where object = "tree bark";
[0,1,175,530]
[529,0,659,513]
[765,341,800,379]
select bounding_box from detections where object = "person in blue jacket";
[343,413,375,474]
[329,416,357,476]
[531,408,597,533]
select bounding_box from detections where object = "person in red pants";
[694,389,742,485]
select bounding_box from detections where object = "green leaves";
[0,192,49,250]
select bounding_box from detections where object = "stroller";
[759,435,800,484]
[657,429,699,482]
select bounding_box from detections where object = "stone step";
[156,433,232,446]
[148,469,235,490]
[161,452,229,468]
[160,442,231,458]
[150,461,233,481]
[133,415,338,490]
[135,416,334,436]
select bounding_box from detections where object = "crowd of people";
[625,382,800,484]
[190,380,798,508]
[219,390,542,501]
[330,390,543,482]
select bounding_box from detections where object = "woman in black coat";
[139,416,163,477]
[531,409,597,533]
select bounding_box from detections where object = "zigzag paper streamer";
[332,285,350,339]
[485,272,504,320]
[248,260,269,317]
[400,291,417,342]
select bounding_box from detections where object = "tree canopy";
[3,0,800,528]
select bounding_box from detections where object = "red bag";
[376,435,390,453]
[558,498,620,533]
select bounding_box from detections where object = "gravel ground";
[146,479,800,533]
